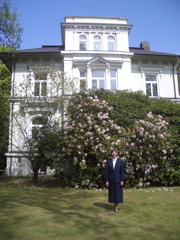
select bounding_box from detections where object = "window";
[145,75,158,96]
[92,70,105,90]
[32,117,48,138]
[34,73,47,96]
[108,36,115,51]
[93,36,101,51]
[80,70,87,90]
[110,70,117,90]
[79,35,87,51]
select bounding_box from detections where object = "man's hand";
[120,181,124,186]
[106,182,109,187]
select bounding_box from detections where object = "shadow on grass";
[0,187,120,239]
[0,186,180,240]
[94,202,111,210]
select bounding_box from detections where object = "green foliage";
[123,112,177,187]
[0,0,23,49]
[52,90,180,188]
[0,59,10,169]
[13,71,77,184]
[55,92,127,188]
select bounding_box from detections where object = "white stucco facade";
[1,16,179,176]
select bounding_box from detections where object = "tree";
[0,47,11,169]
[0,0,23,49]
[11,71,77,185]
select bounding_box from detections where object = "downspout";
[172,58,177,99]
[172,57,180,99]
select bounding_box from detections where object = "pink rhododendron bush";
[55,92,176,188]
[123,112,174,187]
[59,93,127,188]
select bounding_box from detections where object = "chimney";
[140,41,150,51]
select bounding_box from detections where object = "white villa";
[1,16,180,176]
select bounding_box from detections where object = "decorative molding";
[139,66,164,78]
[62,23,132,32]
[27,64,54,72]
[61,50,134,58]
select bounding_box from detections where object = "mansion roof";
[0,45,179,72]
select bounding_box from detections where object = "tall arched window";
[108,36,115,51]
[93,36,101,50]
[79,35,87,50]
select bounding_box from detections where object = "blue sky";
[11,0,180,54]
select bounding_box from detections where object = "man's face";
[112,151,117,158]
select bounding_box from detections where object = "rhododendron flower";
[162,149,167,154]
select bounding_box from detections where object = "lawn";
[0,178,179,240]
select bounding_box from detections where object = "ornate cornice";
[61,23,132,32]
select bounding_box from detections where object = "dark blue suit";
[106,158,124,203]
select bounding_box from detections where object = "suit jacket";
[106,158,124,183]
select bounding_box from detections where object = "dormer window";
[93,36,101,51]
[108,36,115,51]
[79,35,87,50]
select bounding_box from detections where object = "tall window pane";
[79,35,87,51]
[94,36,101,50]
[80,70,87,90]
[108,36,115,51]
[99,80,104,89]
[92,80,98,90]
[110,70,117,90]
[152,83,158,96]
[146,83,151,96]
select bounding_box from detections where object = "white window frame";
[92,70,105,90]
[34,72,47,97]
[139,67,163,97]
[110,70,117,90]
[107,36,115,51]
[79,35,87,51]
[79,69,87,90]
[93,35,101,51]
[145,74,158,97]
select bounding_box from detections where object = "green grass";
[0,178,180,240]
